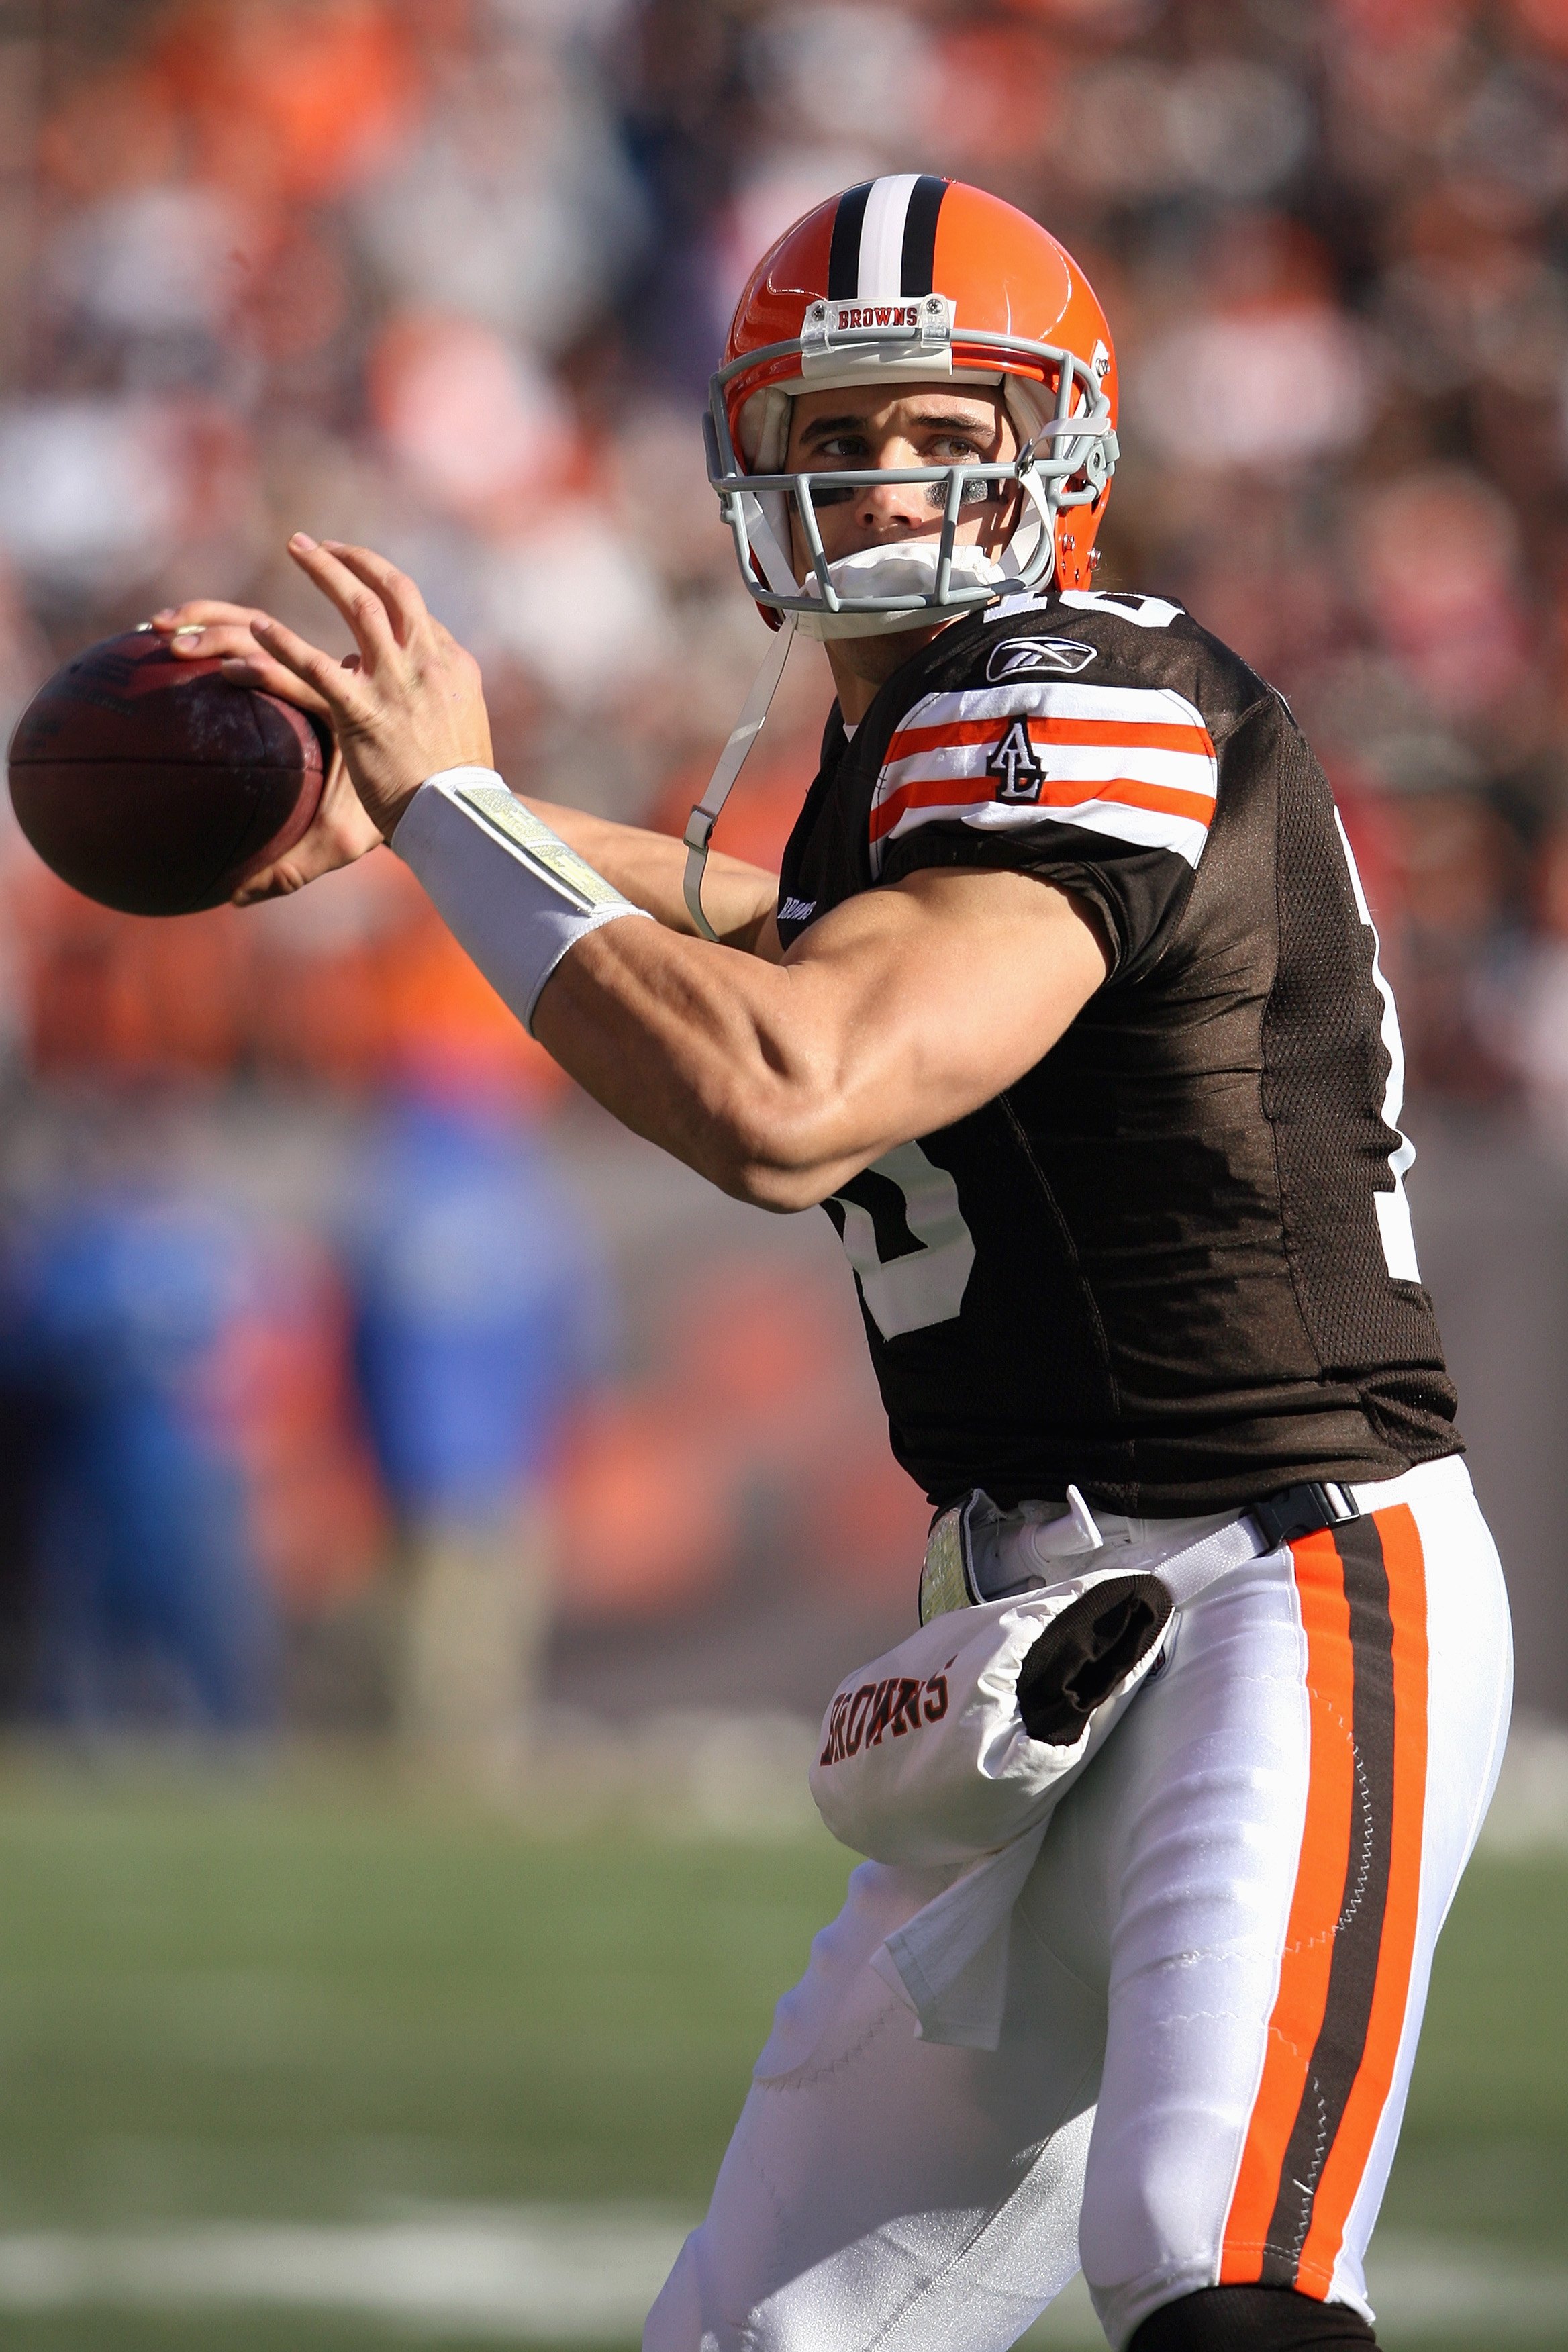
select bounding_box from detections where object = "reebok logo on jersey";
[985,636,1098,683]
[779,895,816,924]
[987,718,1043,801]
[818,1663,953,1766]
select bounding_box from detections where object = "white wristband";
[391,767,652,1035]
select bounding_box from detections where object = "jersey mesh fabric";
[1263,721,1447,1414]
[775,592,1459,1515]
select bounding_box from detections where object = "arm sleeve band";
[391,767,654,1036]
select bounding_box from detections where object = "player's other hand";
[152,596,339,714]
[232,537,494,843]
[150,597,384,903]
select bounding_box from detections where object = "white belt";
[919,1478,1363,1624]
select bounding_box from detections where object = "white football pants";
[644,1454,1512,2352]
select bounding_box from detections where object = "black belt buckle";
[1250,1480,1361,1551]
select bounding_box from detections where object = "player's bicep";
[875,867,1112,1068]
[776,866,1110,1177]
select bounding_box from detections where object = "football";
[7,627,331,917]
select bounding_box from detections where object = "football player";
[154,177,1512,2352]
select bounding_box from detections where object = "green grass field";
[0,1755,1561,2349]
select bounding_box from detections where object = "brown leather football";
[7,627,330,916]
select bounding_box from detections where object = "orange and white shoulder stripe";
[868,682,1218,880]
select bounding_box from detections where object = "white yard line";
[0,2208,691,2338]
[0,2212,1559,2341]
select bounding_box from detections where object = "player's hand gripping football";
[152,536,494,901]
[150,589,379,905]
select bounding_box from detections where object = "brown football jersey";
[775,589,1459,1514]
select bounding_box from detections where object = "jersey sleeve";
[869,674,1220,978]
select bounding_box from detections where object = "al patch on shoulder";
[984,636,1098,683]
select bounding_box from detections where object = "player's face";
[782,385,1021,575]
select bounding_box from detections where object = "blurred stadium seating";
[3,0,1567,1731]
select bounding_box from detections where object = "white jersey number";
[829,1142,977,1340]
[1333,810,1421,1283]
[1058,589,1183,630]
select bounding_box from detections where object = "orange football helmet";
[705,175,1120,638]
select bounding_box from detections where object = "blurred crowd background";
[1,0,1567,1751]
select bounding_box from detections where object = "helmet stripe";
[899,174,948,297]
[857,174,921,300]
[827,181,873,299]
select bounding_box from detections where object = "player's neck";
[824,621,955,725]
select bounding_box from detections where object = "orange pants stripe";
[1220,1505,1430,2294]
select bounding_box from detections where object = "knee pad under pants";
[1128,2285,1376,2350]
